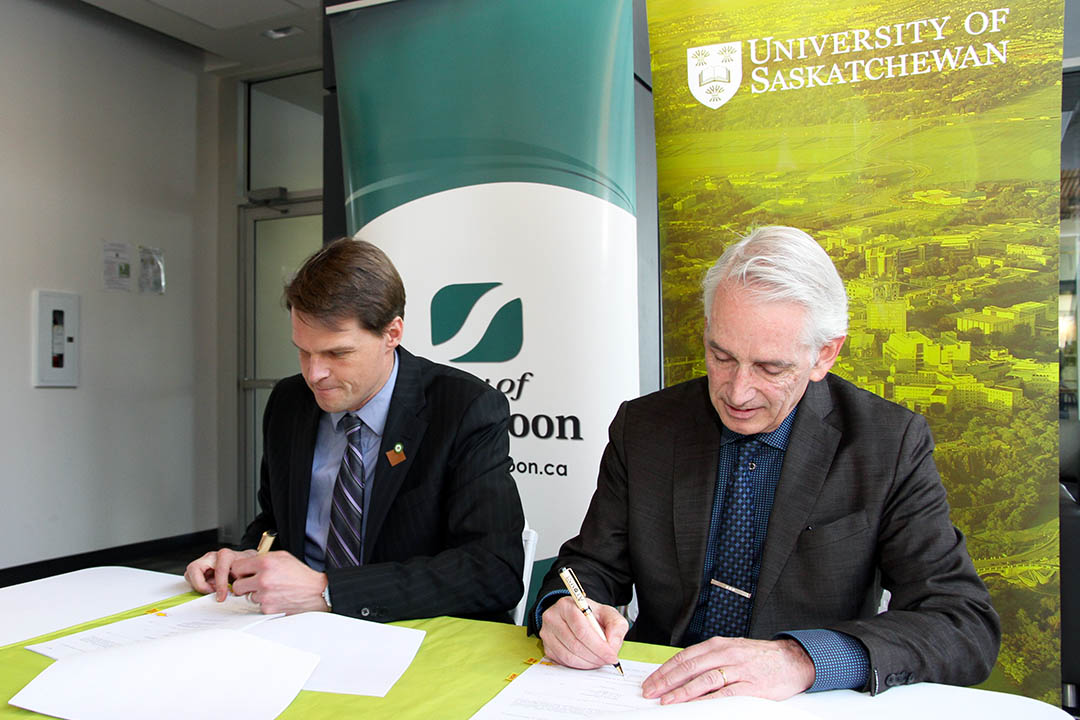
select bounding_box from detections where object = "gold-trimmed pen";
[558,566,625,676]
[256,530,277,555]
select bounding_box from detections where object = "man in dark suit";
[186,238,525,622]
[530,226,999,702]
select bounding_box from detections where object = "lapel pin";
[386,442,406,466]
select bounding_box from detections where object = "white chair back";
[513,525,539,626]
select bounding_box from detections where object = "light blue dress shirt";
[304,351,399,571]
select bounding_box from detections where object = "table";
[0,568,1070,719]
[0,569,678,719]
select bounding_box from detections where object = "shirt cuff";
[534,589,570,630]
[778,629,869,692]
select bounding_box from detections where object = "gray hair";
[702,226,848,350]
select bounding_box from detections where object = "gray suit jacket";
[531,374,999,694]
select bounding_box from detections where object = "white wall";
[0,0,220,566]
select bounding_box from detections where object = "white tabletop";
[792,682,1071,719]
[603,682,1071,720]
[0,566,189,647]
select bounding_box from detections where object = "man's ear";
[384,316,404,349]
[809,335,846,382]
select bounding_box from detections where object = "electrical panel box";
[33,290,79,388]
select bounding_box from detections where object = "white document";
[26,593,280,660]
[102,242,132,291]
[0,567,189,648]
[597,682,1070,720]
[26,596,424,698]
[245,612,426,696]
[138,245,166,294]
[470,658,662,719]
[10,628,319,720]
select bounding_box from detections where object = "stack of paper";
[10,594,426,720]
[0,567,189,647]
[12,629,319,720]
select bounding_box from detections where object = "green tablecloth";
[0,593,679,718]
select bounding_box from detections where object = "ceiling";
[78,0,1080,78]
[79,0,324,78]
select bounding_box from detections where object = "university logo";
[430,282,523,363]
[687,42,742,109]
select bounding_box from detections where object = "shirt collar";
[720,405,798,451]
[330,349,399,439]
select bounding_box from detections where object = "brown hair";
[284,237,406,333]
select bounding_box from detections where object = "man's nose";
[305,355,330,382]
[728,364,756,404]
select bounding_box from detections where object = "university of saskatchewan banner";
[328,0,638,558]
[648,0,1062,702]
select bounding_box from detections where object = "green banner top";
[329,0,636,232]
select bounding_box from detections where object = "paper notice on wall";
[103,242,132,291]
[138,245,165,294]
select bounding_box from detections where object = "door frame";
[237,196,323,534]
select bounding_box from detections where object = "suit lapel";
[670,379,724,641]
[752,378,840,624]
[364,347,428,562]
[290,390,323,555]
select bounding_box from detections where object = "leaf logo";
[431,283,523,363]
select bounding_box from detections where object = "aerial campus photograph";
[648,0,1063,702]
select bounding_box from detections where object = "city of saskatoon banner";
[328,0,638,559]
[648,0,1062,702]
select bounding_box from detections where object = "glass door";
[240,202,323,526]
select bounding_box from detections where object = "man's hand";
[229,551,329,615]
[539,596,628,670]
[184,548,257,601]
[642,637,815,704]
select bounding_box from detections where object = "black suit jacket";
[531,374,1000,694]
[242,347,525,623]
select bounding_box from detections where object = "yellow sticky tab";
[524,657,539,665]
[504,673,519,682]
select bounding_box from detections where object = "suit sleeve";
[528,401,635,634]
[324,387,526,622]
[239,384,282,550]
[825,414,1001,693]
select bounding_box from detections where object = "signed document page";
[469,657,829,720]
[470,658,661,719]
[26,593,278,660]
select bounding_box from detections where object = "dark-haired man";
[186,238,525,622]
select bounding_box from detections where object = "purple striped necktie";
[326,413,365,569]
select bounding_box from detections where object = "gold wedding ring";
[718,667,728,686]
